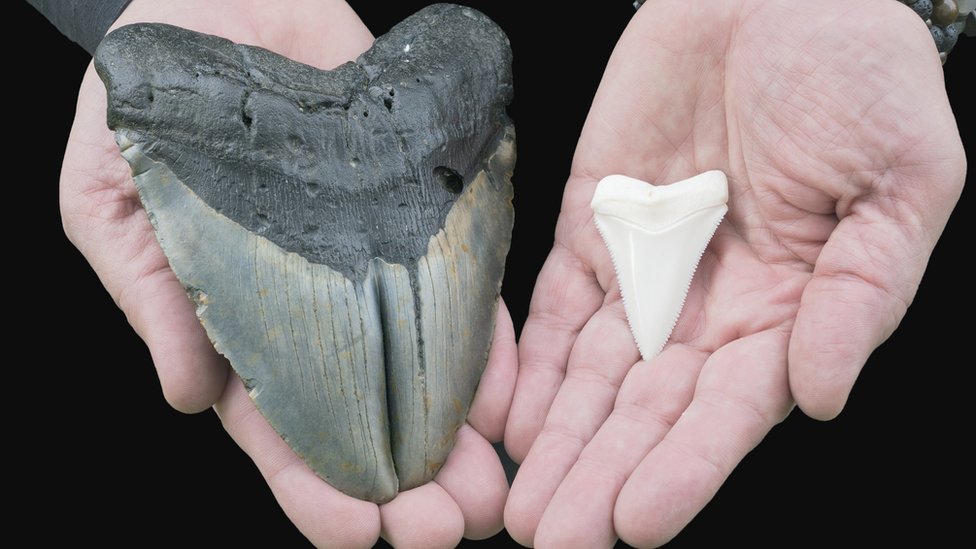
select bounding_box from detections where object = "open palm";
[59,1,515,546]
[504,0,965,547]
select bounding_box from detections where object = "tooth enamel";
[591,171,729,361]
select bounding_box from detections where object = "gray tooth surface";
[95,4,514,503]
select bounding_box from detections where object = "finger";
[505,246,604,461]
[121,264,231,411]
[533,345,706,549]
[790,171,964,420]
[60,67,228,413]
[214,375,381,549]
[379,484,464,549]
[434,425,509,540]
[615,328,793,548]
[782,1,965,420]
[468,300,518,442]
[505,303,638,546]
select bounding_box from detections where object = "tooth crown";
[591,171,728,361]
[96,5,514,503]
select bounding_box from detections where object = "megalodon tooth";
[591,172,728,361]
[94,4,514,503]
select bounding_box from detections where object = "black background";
[15,1,973,547]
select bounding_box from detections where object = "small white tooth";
[591,171,729,361]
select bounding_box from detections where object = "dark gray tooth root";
[94,4,514,503]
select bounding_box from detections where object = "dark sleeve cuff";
[27,0,135,55]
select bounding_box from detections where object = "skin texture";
[503,0,966,547]
[59,0,515,546]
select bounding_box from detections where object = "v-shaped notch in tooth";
[591,171,728,361]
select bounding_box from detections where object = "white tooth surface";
[591,171,729,361]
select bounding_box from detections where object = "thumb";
[790,167,964,420]
[61,67,230,413]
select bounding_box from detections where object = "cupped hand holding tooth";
[59,0,516,547]
[503,0,965,547]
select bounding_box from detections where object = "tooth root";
[591,171,729,361]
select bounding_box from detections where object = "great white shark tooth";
[94,4,514,503]
[591,171,728,361]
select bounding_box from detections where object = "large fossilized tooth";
[94,4,514,503]
[591,172,728,361]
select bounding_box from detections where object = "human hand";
[503,0,966,547]
[59,0,515,546]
